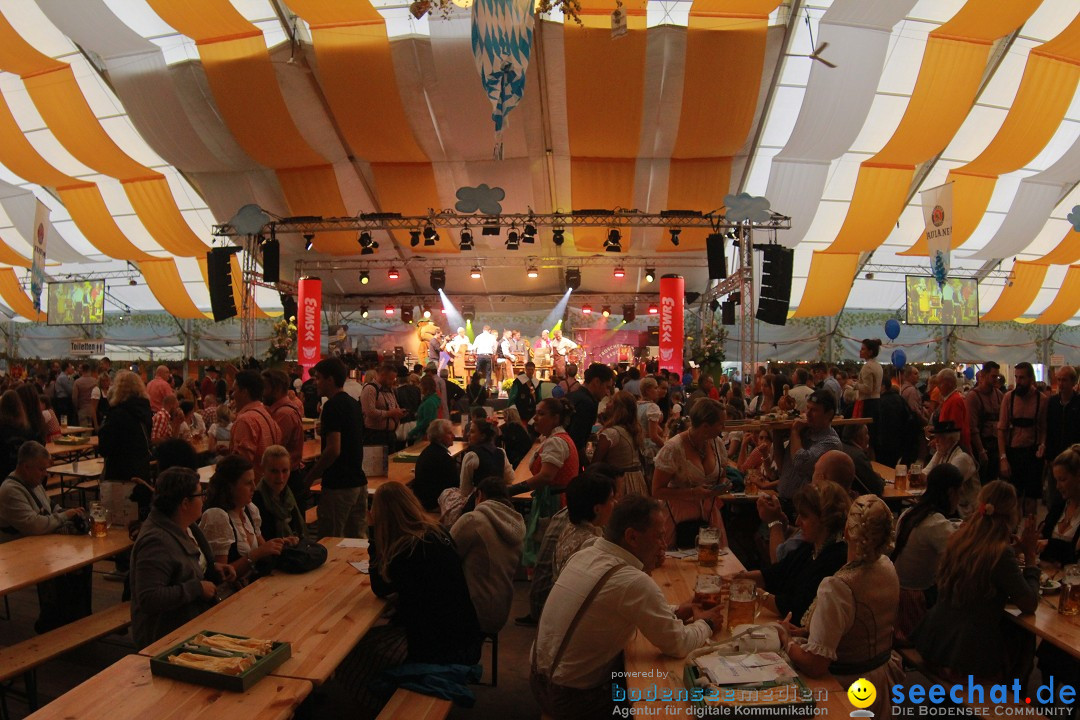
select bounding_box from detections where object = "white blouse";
[200,504,263,559]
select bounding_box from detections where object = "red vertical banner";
[658,274,684,374]
[297,277,322,372]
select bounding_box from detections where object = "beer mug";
[697,527,721,568]
[909,462,924,489]
[727,578,760,632]
[1059,564,1080,616]
[894,464,908,492]
[694,575,724,611]
[89,500,108,538]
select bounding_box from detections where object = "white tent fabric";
[766,0,917,247]
[0,180,93,265]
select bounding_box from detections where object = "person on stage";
[550,329,578,378]
[496,329,514,388]
[447,327,471,379]
[472,325,499,390]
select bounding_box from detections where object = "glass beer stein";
[697,527,720,568]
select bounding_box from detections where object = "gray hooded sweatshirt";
[450,499,526,634]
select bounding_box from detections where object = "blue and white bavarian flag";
[472,0,534,159]
[921,182,953,290]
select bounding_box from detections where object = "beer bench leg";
[24,670,37,712]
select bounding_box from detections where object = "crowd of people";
[2,346,1079,718]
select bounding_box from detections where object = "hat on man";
[205,366,219,374]
[807,389,836,414]
[928,418,961,435]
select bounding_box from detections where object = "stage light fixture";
[623,304,635,323]
[459,227,474,251]
[669,228,681,246]
[129,278,138,286]
[648,303,658,314]
[601,305,611,318]
[527,265,539,278]
[402,306,414,323]
[385,304,395,315]
[358,231,378,256]
[709,299,720,312]
[613,267,625,279]
[552,227,565,246]
[470,265,482,279]
[506,225,520,250]
[387,267,399,280]
[429,268,446,291]
[523,222,537,243]
[361,305,369,318]
[304,233,314,251]
[582,304,592,315]
[423,224,438,244]
[423,307,432,319]
[604,228,622,253]
[409,230,421,247]
[463,305,475,322]
[359,270,370,285]
[645,267,655,283]
[565,268,581,291]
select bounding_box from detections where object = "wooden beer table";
[726,416,872,433]
[140,538,384,686]
[624,552,856,717]
[1007,594,1080,660]
[0,528,133,596]
[872,461,926,501]
[23,655,311,720]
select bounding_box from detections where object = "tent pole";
[739,222,755,383]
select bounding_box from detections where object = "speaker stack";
[756,245,794,326]
[207,247,239,322]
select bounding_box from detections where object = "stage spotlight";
[582,304,592,315]
[604,228,622,253]
[409,230,421,247]
[303,233,314,251]
[601,305,611,318]
[523,222,537,243]
[552,227,565,246]
[709,299,720,312]
[623,304,635,323]
[669,228,681,246]
[388,267,399,280]
[470,265,482,279]
[358,231,378,256]
[423,306,432,319]
[361,305,369,318]
[359,270,370,285]
[613,267,625,279]
[463,305,475,322]
[429,268,445,291]
[565,268,581,291]
[402,306,414,323]
[423,224,438,246]
[385,304,395,315]
[459,227,474,251]
[648,303,658,314]
[645,267,655,283]
[527,265,539,278]
[506,226,520,250]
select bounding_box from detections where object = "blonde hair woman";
[593,391,648,497]
[369,483,482,665]
[99,370,154,489]
[914,480,1039,679]
[783,495,904,718]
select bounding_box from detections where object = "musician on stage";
[511,330,529,360]
[550,329,578,378]
[446,327,471,379]
[496,329,514,387]
[472,325,499,389]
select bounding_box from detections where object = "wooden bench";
[0,601,131,712]
[897,647,1045,718]
[376,689,452,720]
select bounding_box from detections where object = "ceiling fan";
[796,11,836,69]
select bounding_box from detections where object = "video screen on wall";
[905,276,979,327]
[47,281,105,326]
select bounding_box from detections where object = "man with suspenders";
[361,362,406,451]
[997,362,1047,515]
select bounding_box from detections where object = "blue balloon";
[891,348,907,369]
[963,366,975,380]
[884,318,901,340]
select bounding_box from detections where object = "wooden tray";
[149,631,291,692]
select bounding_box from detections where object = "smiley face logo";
[847,678,876,710]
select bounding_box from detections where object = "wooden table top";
[59,425,93,435]
[872,462,926,500]
[47,436,98,458]
[24,655,312,720]
[0,528,133,596]
[625,553,854,717]
[46,457,105,478]
[357,440,469,495]
[1007,594,1080,660]
[726,417,872,433]
[140,538,384,685]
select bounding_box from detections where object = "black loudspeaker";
[756,245,794,326]
[280,292,298,321]
[262,238,280,283]
[706,233,727,280]
[207,248,237,322]
[721,300,736,325]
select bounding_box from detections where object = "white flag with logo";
[30,199,49,312]
[920,182,953,289]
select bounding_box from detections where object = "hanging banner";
[921,182,953,289]
[472,0,534,158]
[296,277,322,371]
[658,275,684,374]
[30,200,49,312]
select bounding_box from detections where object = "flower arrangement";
[686,322,727,368]
[266,316,297,366]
